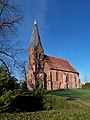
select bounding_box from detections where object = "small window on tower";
[31,74,33,78]
[36,53,38,58]
[39,53,42,59]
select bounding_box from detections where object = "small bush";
[43,95,67,110]
[82,83,90,89]
[0,95,67,112]
[31,79,45,96]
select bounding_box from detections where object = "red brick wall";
[44,65,82,90]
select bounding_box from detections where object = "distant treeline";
[82,82,90,89]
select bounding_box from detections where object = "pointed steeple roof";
[30,20,42,49]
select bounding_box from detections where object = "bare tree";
[0,40,26,75]
[18,60,28,81]
[0,0,24,76]
[0,0,22,37]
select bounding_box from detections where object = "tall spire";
[30,20,42,49]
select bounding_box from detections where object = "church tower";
[27,20,44,90]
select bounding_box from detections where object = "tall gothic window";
[39,53,42,59]
[66,74,69,82]
[56,71,58,81]
[36,53,38,58]
[50,72,52,80]
[75,77,77,87]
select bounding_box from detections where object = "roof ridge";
[47,55,66,61]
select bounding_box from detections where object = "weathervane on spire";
[34,18,37,25]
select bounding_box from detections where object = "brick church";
[27,20,82,90]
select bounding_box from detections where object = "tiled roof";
[45,55,78,73]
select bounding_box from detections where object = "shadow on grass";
[10,95,44,112]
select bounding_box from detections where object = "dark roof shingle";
[30,24,42,49]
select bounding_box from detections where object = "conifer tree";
[0,66,19,111]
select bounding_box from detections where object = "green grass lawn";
[46,89,90,100]
[1,109,90,120]
[46,89,90,110]
[0,88,90,120]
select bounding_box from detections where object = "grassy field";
[46,89,90,100]
[0,109,90,120]
[0,88,90,120]
[46,89,90,110]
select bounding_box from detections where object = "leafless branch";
[0,58,10,76]
[0,0,23,37]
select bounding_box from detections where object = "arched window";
[50,72,52,80]
[66,74,69,82]
[39,53,42,59]
[75,77,77,87]
[36,53,38,58]
[75,77,76,82]
[56,71,58,81]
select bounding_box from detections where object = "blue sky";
[16,0,90,83]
